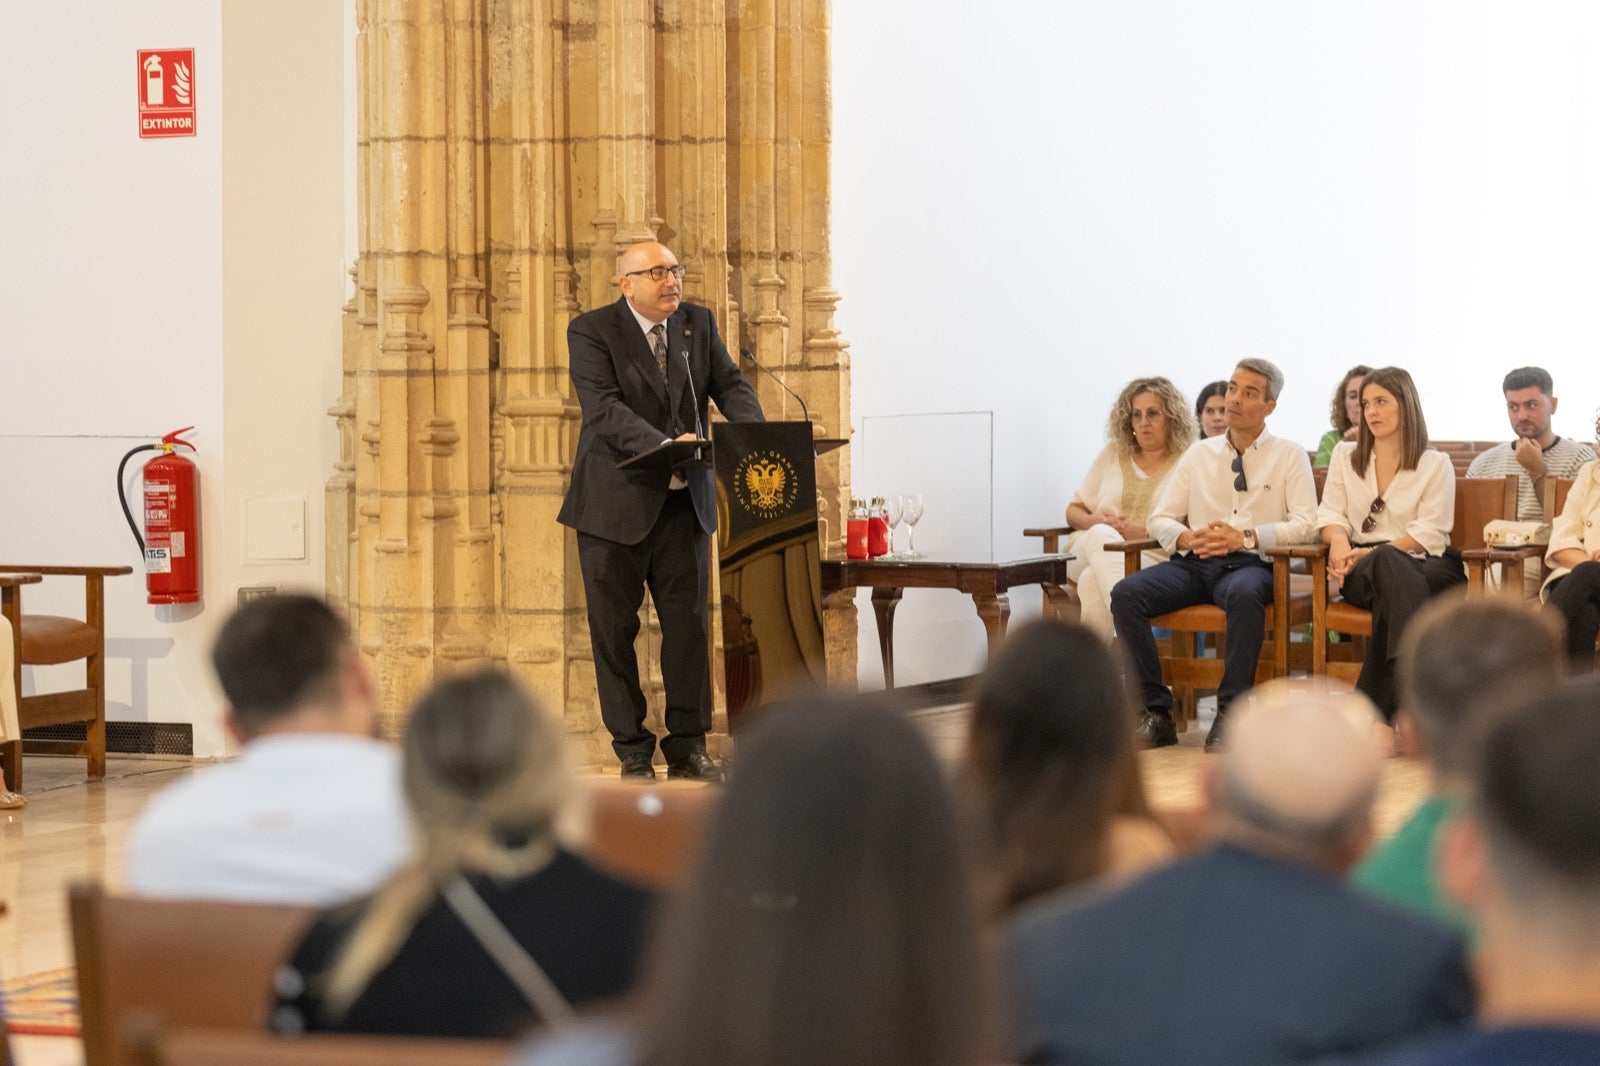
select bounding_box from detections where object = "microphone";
[681,350,705,439]
[741,348,810,426]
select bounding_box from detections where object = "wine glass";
[882,494,904,558]
[902,493,925,557]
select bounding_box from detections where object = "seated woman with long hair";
[1064,377,1196,637]
[1194,379,1229,440]
[1541,418,1600,668]
[963,619,1174,915]
[270,669,655,1039]
[519,695,993,1066]
[1317,366,1463,729]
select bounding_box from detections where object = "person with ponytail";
[269,669,656,1040]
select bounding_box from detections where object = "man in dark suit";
[558,242,763,781]
[1006,680,1474,1066]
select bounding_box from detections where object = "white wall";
[0,1,344,757]
[834,1,1600,686]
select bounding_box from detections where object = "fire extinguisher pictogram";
[118,428,202,606]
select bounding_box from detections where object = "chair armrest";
[1460,546,1541,562]
[0,565,134,577]
[1265,543,1328,560]
[0,574,42,588]
[1105,539,1159,555]
[1022,526,1073,554]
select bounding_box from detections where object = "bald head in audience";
[1208,679,1383,874]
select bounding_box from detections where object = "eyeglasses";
[624,264,685,282]
[1361,496,1386,534]
[1231,452,1247,492]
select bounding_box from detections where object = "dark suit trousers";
[1545,560,1600,665]
[1110,552,1273,719]
[576,490,712,762]
[1339,545,1466,720]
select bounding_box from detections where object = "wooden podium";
[711,421,829,730]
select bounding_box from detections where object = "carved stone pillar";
[334,0,855,755]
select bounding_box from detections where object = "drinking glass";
[902,493,925,557]
[883,494,904,558]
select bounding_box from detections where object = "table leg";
[870,586,903,688]
[973,592,1010,654]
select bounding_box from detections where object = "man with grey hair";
[1111,359,1319,750]
[1361,677,1600,1064]
[1006,680,1473,1066]
[1351,597,1563,934]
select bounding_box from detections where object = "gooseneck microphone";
[682,350,704,439]
[740,348,810,425]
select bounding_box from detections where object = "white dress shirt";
[1316,443,1455,556]
[126,733,411,905]
[1147,431,1318,556]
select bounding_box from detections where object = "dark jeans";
[1110,552,1273,720]
[576,491,713,762]
[1339,545,1466,720]
[1546,560,1600,667]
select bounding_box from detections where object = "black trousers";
[1339,545,1466,721]
[576,490,712,762]
[1545,560,1600,666]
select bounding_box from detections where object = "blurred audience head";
[965,619,1150,912]
[1209,679,1383,873]
[1399,595,1562,781]
[641,694,990,1066]
[1442,676,1600,964]
[1328,364,1374,434]
[326,669,572,1013]
[1105,376,1195,458]
[211,593,373,741]
[1195,379,1230,438]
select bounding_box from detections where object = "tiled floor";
[0,704,1429,1066]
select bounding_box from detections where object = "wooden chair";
[1109,539,1311,730]
[1308,475,1520,680]
[69,882,317,1066]
[0,564,134,788]
[574,780,720,889]
[1021,525,1082,622]
[127,1026,512,1066]
[0,573,42,791]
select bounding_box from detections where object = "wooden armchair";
[0,573,42,791]
[127,1026,512,1066]
[1108,539,1311,730]
[1308,475,1519,680]
[0,564,133,788]
[1460,476,1576,597]
[1021,525,1081,622]
[70,882,316,1066]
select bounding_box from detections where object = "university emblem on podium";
[735,450,799,518]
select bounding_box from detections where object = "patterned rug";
[2,967,79,1036]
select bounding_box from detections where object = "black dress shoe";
[619,753,657,780]
[667,750,723,782]
[1203,715,1226,753]
[1135,711,1178,750]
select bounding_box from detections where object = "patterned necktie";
[649,323,668,381]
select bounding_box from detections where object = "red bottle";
[847,498,869,560]
[867,496,890,557]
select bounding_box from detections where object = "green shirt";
[1350,794,1475,942]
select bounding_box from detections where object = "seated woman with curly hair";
[1063,377,1196,638]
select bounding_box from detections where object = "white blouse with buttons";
[1315,442,1455,556]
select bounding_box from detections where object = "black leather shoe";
[667,750,724,782]
[1135,711,1178,750]
[1203,715,1226,753]
[619,753,657,780]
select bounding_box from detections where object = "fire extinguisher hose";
[117,444,161,556]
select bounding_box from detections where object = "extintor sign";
[137,49,196,139]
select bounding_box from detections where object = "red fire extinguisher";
[118,428,202,605]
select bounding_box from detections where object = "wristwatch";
[1242,528,1258,551]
